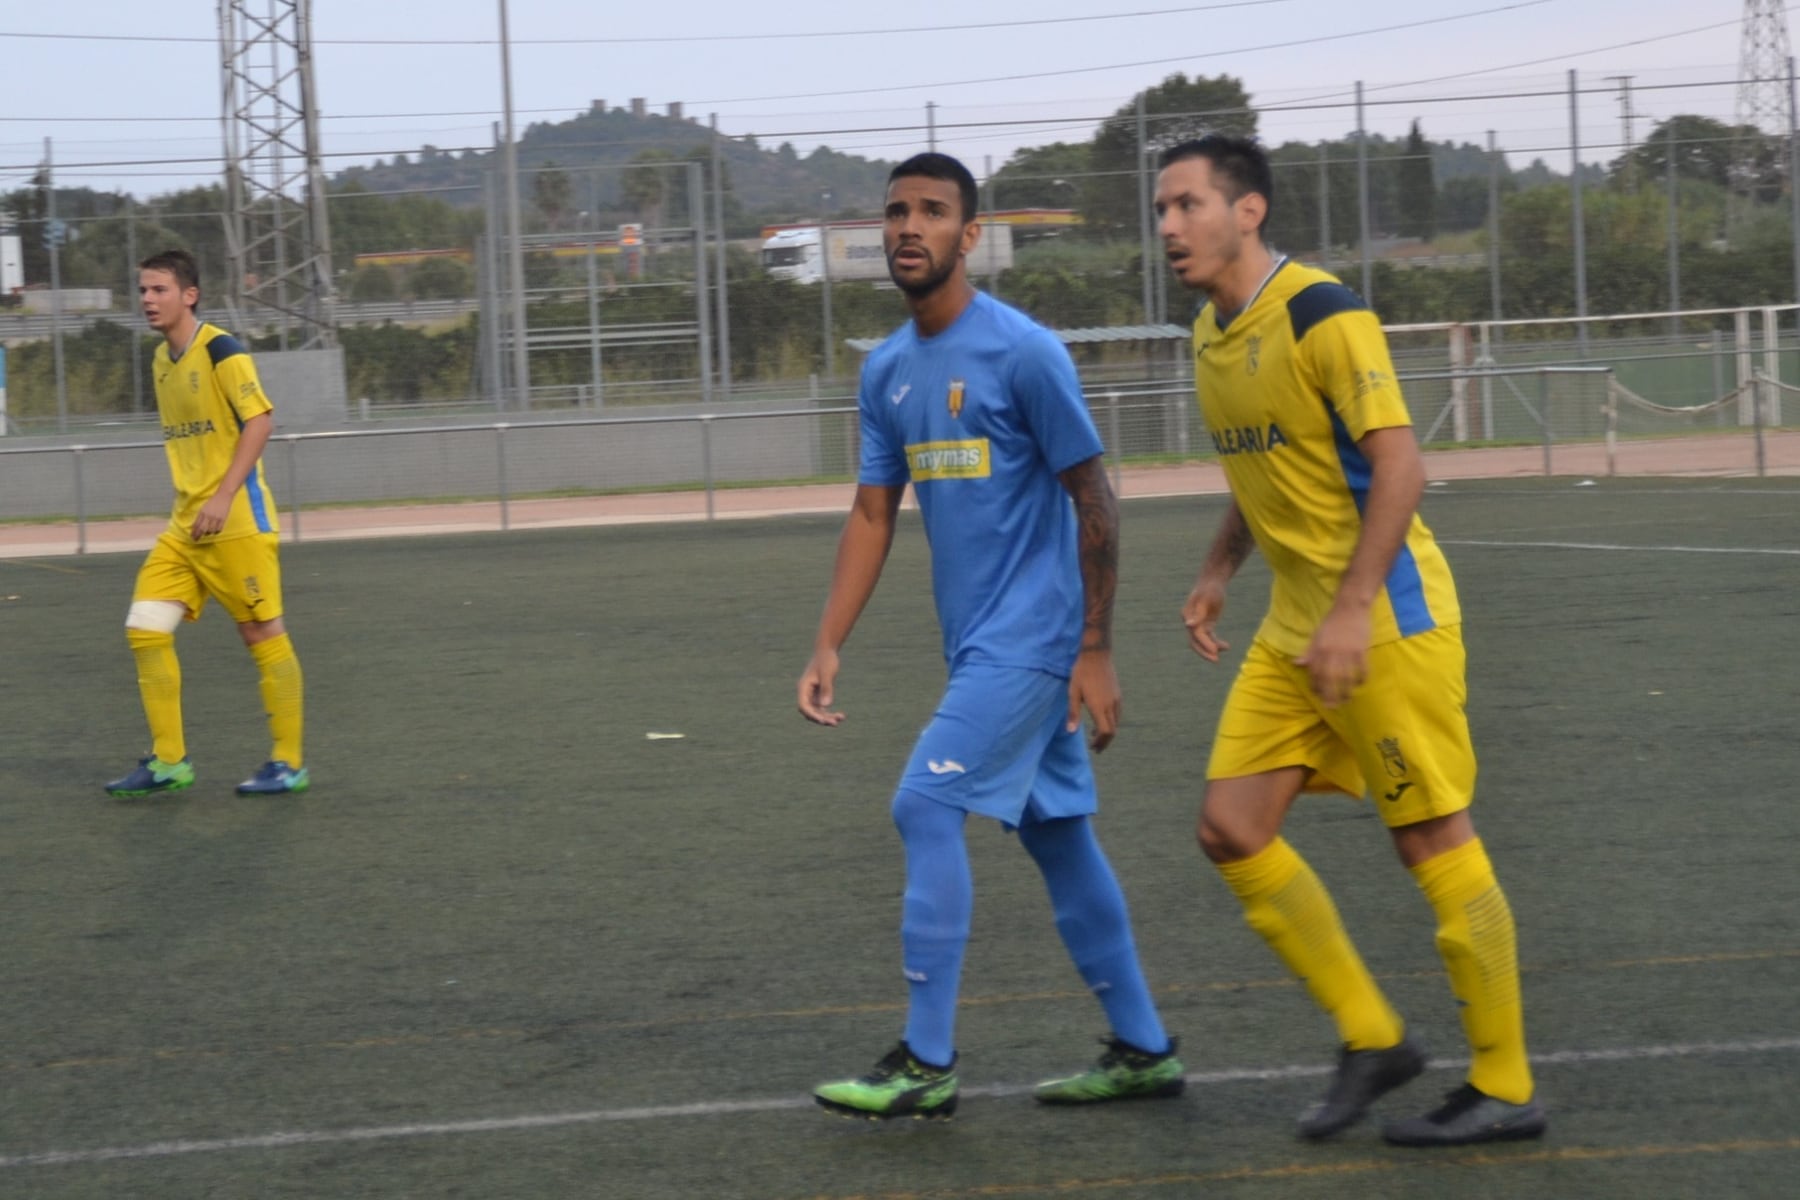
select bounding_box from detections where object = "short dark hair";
[1159,134,1273,233]
[139,248,202,306]
[888,152,980,224]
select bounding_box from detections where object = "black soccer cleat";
[1297,1034,1427,1140]
[1381,1082,1548,1147]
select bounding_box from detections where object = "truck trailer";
[761,221,1014,285]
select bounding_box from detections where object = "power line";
[682,1,1555,104]
[6,73,1739,180]
[0,5,1734,132]
[0,2,1296,47]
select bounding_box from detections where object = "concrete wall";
[0,399,857,523]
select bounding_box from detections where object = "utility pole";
[217,0,337,347]
[1735,0,1794,212]
[1606,75,1636,190]
[498,0,530,409]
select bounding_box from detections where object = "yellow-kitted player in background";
[106,248,307,798]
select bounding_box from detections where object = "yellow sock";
[1217,838,1403,1051]
[1410,837,1533,1103]
[127,628,185,764]
[250,634,304,767]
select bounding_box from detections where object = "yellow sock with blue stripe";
[1410,837,1533,1103]
[127,628,185,764]
[1217,838,1403,1051]
[251,633,305,767]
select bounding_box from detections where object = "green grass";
[2,479,1798,1198]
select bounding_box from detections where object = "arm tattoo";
[1059,457,1119,651]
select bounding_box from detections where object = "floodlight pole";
[499,0,530,409]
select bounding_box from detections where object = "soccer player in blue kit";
[797,152,1182,1120]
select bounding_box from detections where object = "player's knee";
[125,600,186,635]
[1197,806,1266,864]
[891,788,961,842]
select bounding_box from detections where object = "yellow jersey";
[1192,260,1459,657]
[151,322,279,542]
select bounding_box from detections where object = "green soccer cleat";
[104,756,195,797]
[236,761,310,795]
[1034,1035,1185,1105]
[814,1043,959,1121]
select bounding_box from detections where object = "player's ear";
[959,218,982,257]
[1237,191,1267,236]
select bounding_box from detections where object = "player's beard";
[889,245,958,298]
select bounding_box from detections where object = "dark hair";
[1159,134,1273,233]
[888,152,980,224]
[139,248,202,307]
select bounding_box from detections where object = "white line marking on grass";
[1444,539,1800,556]
[4,1036,1798,1170]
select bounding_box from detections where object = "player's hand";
[1295,602,1371,708]
[797,647,845,726]
[1183,578,1230,662]
[190,493,231,540]
[1068,647,1121,753]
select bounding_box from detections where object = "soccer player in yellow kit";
[105,249,308,797]
[1154,136,1544,1146]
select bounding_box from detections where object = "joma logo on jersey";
[1353,369,1395,400]
[163,419,218,441]
[1208,422,1288,456]
[906,439,991,480]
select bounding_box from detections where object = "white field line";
[3,1036,1798,1170]
[1442,539,1800,556]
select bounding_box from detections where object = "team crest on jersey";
[947,378,965,419]
[1245,335,1262,376]
[188,370,201,392]
[1377,737,1407,779]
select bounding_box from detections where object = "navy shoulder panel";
[1287,282,1367,343]
[206,333,247,366]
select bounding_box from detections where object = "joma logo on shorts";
[906,439,991,481]
[163,420,218,441]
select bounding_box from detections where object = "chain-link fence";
[3,64,1793,438]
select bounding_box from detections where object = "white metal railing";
[0,365,1783,554]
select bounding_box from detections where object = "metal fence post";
[1107,392,1122,496]
[1604,373,1618,478]
[701,416,715,520]
[73,446,86,554]
[496,423,510,531]
[1753,370,1768,479]
[286,435,302,543]
[1539,370,1553,477]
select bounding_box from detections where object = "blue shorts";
[898,663,1097,825]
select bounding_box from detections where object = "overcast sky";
[0,0,1757,198]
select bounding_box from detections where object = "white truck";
[761,221,1014,285]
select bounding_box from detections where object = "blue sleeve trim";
[1326,404,1435,637]
[206,333,247,365]
[1287,282,1367,343]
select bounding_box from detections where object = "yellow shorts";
[133,532,285,625]
[1206,624,1475,828]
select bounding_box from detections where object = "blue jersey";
[858,292,1105,675]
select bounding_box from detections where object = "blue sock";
[891,788,971,1069]
[1018,812,1170,1054]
